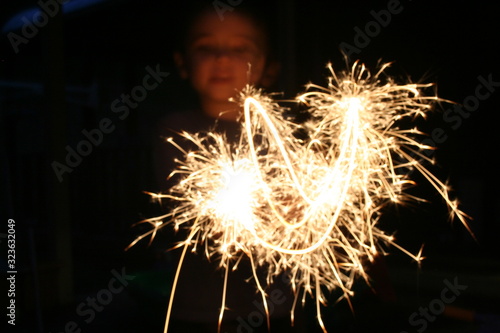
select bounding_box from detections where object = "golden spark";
[128,61,471,333]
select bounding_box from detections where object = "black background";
[1,0,499,332]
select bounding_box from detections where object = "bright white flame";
[129,61,472,333]
[208,160,258,231]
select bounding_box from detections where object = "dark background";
[1,0,499,332]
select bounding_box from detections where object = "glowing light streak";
[128,61,472,333]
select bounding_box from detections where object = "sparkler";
[129,61,471,333]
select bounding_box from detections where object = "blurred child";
[173,2,278,121]
[153,2,280,188]
[152,3,302,332]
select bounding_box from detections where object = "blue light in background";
[2,0,109,33]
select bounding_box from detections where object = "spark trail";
[129,61,471,333]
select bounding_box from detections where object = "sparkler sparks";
[129,61,471,332]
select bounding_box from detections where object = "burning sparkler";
[128,61,471,333]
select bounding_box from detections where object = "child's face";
[178,11,268,105]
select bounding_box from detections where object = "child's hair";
[175,0,278,62]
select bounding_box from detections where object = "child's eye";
[233,46,251,54]
[193,45,217,56]
[190,43,259,61]
[230,45,259,60]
